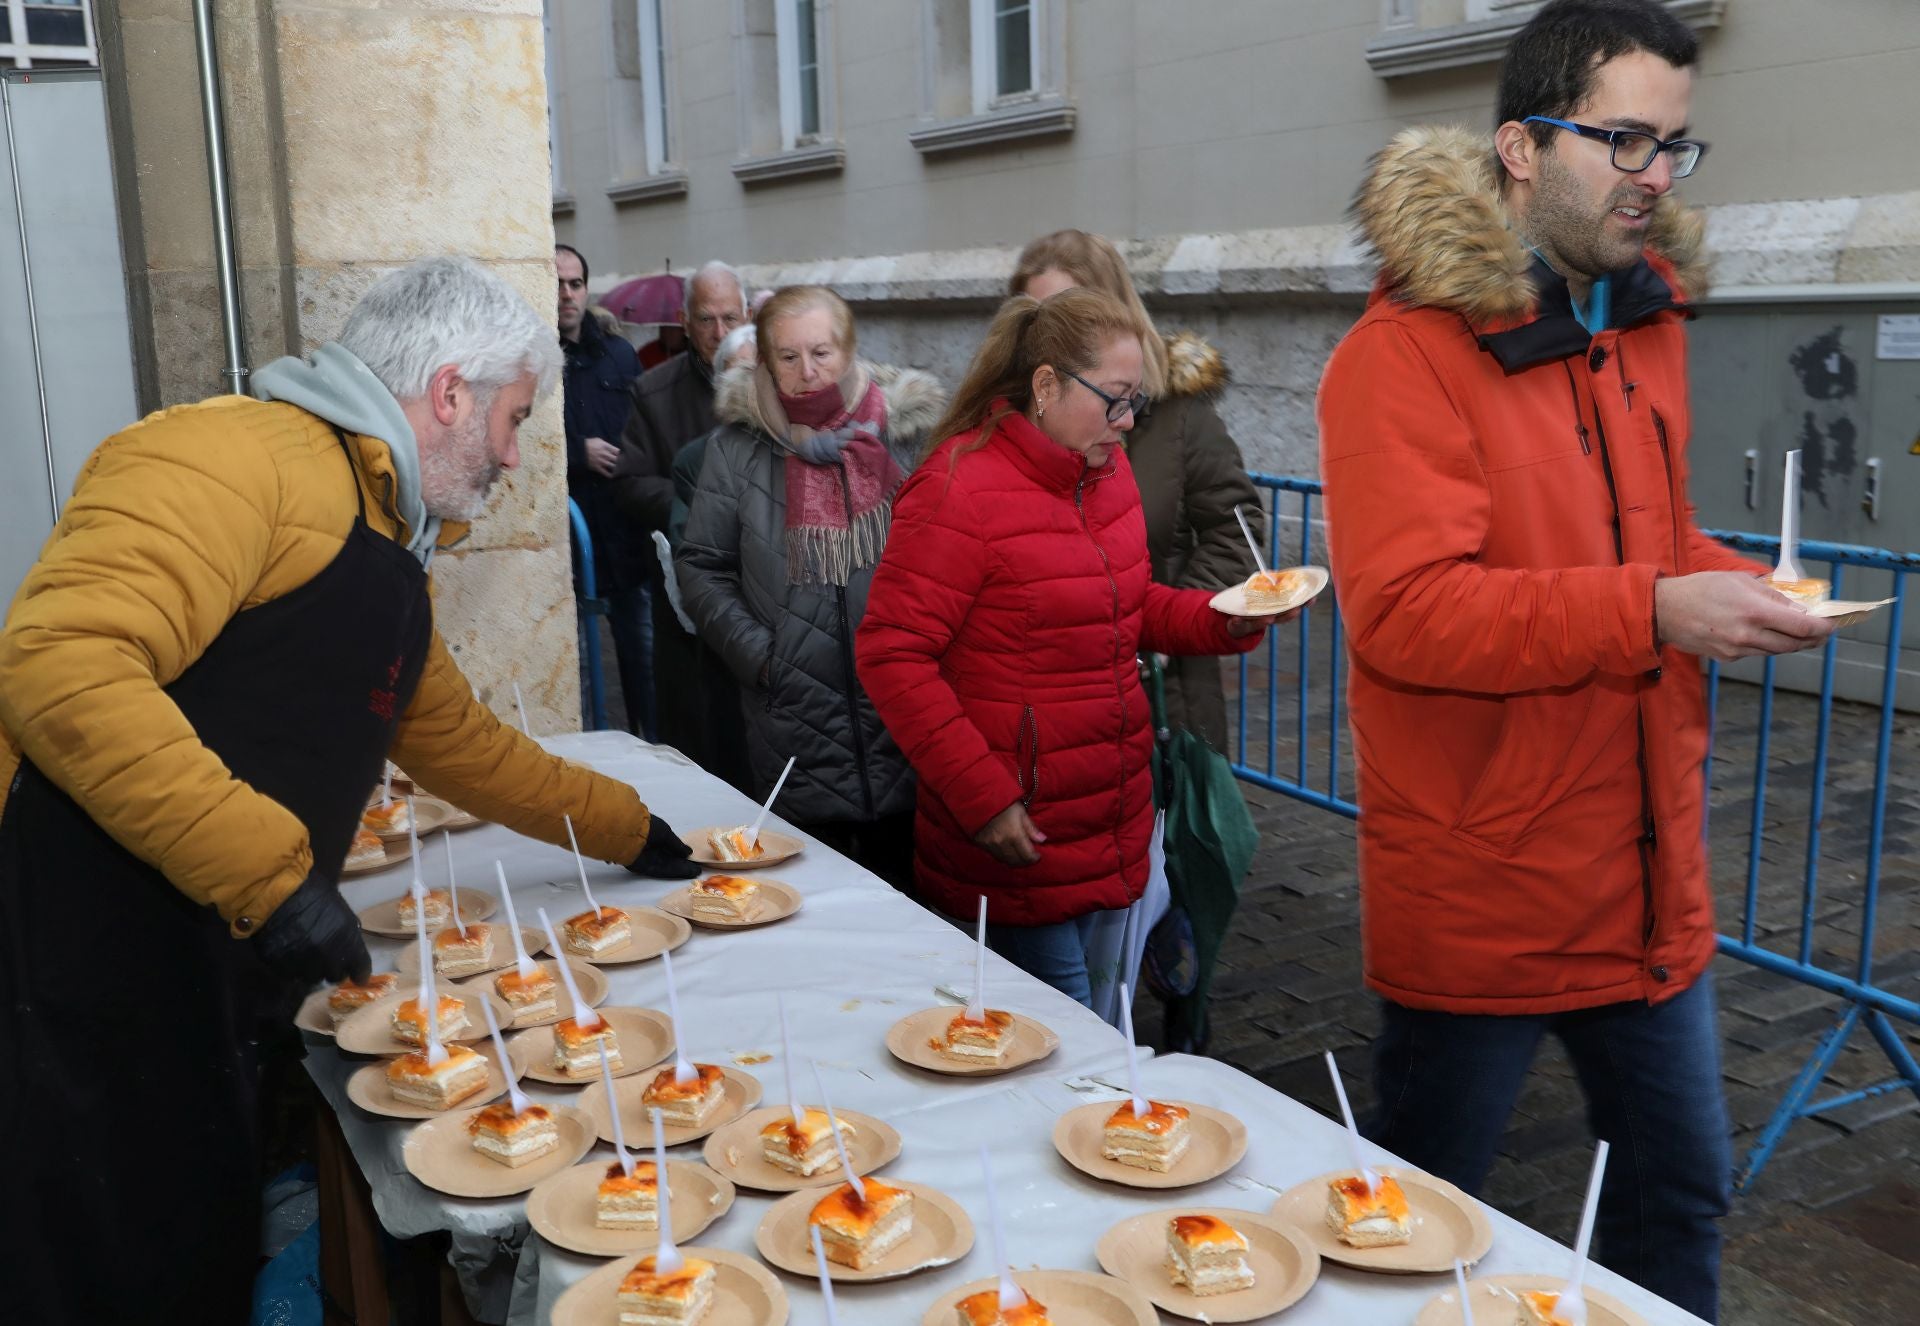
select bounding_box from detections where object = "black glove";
[626,813,700,879]
[254,870,372,986]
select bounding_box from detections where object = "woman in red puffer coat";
[856,289,1283,1006]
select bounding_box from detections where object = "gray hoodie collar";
[251,342,442,562]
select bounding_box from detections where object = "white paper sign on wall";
[1876,314,1920,361]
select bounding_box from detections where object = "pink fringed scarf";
[757,367,901,586]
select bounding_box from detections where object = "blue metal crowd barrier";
[1238,472,1917,1188]
[567,497,609,732]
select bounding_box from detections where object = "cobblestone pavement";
[1137,656,1920,1324]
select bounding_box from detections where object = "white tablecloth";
[305,732,1705,1325]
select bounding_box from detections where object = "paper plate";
[549,1247,788,1326]
[450,957,610,1028]
[1808,596,1896,628]
[921,1270,1158,1326]
[402,1104,596,1198]
[357,889,498,938]
[1094,1206,1320,1322]
[415,794,483,831]
[344,1042,510,1119]
[1413,1274,1647,1326]
[342,835,415,878]
[334,987,515,1056]
[294,976,405,1037]
[1052,1100,1248,1189]
[681,828,805,870]
[549,907,692,966]
[365,797,454,841]
[657,878,803,929]
[884,1007,1060,1077]
[1270,1167,1494,1274]
[508,1006,675,1085]
[755,1179,974,1282]
[527,1158,737,1257]
[396,927,547,979]
[702,1105,901,1192]
[585,1065,766,1149]
[1207,565,1329,618]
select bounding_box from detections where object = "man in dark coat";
[614,260,747,765]
[558,244,648,733]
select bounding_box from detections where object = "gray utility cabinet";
[1686,298,1920,710]
[1,69,140,610]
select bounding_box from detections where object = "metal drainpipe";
[192,0,249,394]
[1,73,59,522]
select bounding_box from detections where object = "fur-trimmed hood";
[712,360,948,455]
[1352,124,1709,324]
[1161,331,1228,399]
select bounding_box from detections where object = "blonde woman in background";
[1011,230,1262,752]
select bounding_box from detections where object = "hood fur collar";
[1352,124,1709,323]
[1162,331,1228,398]
[714,360,948,449]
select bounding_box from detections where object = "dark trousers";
[800,810,917,897]
[605,585,656,739]
[1366,974,1732,1321]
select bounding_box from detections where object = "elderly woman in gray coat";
[677,286,946,891]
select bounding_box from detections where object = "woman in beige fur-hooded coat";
[1013,230,1262,752]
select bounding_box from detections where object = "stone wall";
[714,185,1920,487]
[98,0,582,732]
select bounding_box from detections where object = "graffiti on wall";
[1788,326,1859,508]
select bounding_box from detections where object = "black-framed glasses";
[1064,370,1148,424]
[1523,115,1709,179]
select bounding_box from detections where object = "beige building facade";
[552,0,1920,701]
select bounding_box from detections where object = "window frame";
[732,0,843,186]
[910,0,1071,157]
[969,0,1038,114]
[1,0,97,70]
[636,0,672,176]
[774,0,825,150]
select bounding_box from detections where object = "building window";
[638,0,671,175]
[1,0,97,70]
[731,0,843,185]
[774,0,825,148]
[911,0,1071,157]
[606,0,687,203]
[982,0,1033,105]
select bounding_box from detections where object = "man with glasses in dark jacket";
[557,243,649,733]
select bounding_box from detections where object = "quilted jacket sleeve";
[388,634,650,865]
[0,419,313,927]
[677,435,775,687]
[1320,321,1661,692]
[1139,582,1257,658]
[856,473,1025,836]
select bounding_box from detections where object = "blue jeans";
[986,915,1100,1009]
[1366,974,1732,1322]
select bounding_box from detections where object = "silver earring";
[1037,402,1047,420]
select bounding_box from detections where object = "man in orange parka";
[1318,3,1832,1319]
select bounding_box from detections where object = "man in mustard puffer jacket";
[0,257,699,1323]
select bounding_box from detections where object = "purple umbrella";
[600,273,685,327]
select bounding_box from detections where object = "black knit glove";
[254,871,372,985]
[626,813,700,879]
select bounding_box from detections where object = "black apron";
[0,434,431,1324]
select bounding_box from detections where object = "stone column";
[99,0,580,730]
[270,0,578,730]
